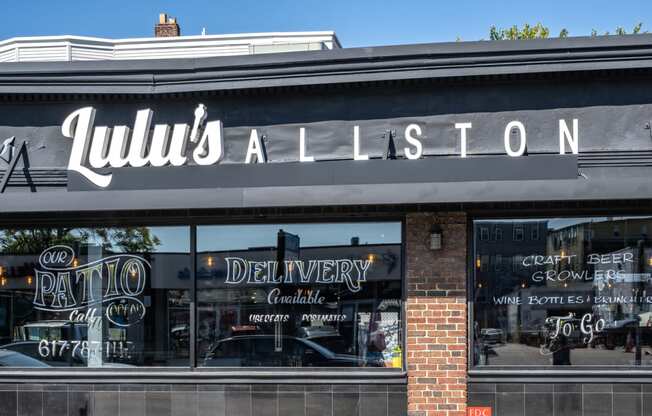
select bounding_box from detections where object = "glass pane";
[196,222,403,368]
[473,217,652,367]
[0,226,190,367]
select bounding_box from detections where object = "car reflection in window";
[3,320,88,366]
[296,326,350,355]
[203,335,384,367]
[0,350,49,367]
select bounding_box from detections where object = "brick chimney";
[155,13,180,37]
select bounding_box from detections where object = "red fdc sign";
[467,406,492,416]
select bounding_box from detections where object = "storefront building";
[0,25,652,416]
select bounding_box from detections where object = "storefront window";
[473,217,652,367]
[0,221,403,369]
[0,226,190,367]
[196,222,403,368]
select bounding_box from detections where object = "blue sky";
[2,0,651,47]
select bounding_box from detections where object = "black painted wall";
[469,383,652,416]
[0,383,406,416]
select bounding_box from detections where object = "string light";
[207,256,214,267]
[73,258,79,267]
[26,276,32,285]
[367,254,375,263]
[476,257,481,269]
[1,277,7,287]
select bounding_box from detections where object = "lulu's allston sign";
[61,104,581,189]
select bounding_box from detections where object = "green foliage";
[0,228,84,254]
[0,227,161,255]
[490,23,551,40]
[608,23,644,36]
[91,228,161,253]
[491,22,646,40]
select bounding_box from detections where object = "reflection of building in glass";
[475,217,652,367]
[547,218,652,329]
[475,220,548,342]
[196,241,402,367]
[0,240,191,367]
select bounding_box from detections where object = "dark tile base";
[0,383,406,416]
[469,383,652,416]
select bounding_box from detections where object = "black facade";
[0,35,651,416]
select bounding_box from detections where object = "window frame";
[493,226,503,241]
[513,224,524,241]
[194,220,405,370]
[468,212,652,383]
[531,224,539,240]
[0,215,406,380]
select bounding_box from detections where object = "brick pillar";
[406,212,467,416]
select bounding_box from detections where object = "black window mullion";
[189,224,197,369]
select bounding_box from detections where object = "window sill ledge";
[0,368,407,384]
[469,368,652,383]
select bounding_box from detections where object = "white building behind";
[0,13,340,62]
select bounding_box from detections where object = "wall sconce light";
[429,225,443,250]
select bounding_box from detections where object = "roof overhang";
[0,35,651,94]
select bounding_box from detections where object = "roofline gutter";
[0,35,650,94]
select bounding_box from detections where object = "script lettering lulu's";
[62,104,224,188]
[33,248,150,327]
[224,257,371,293]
